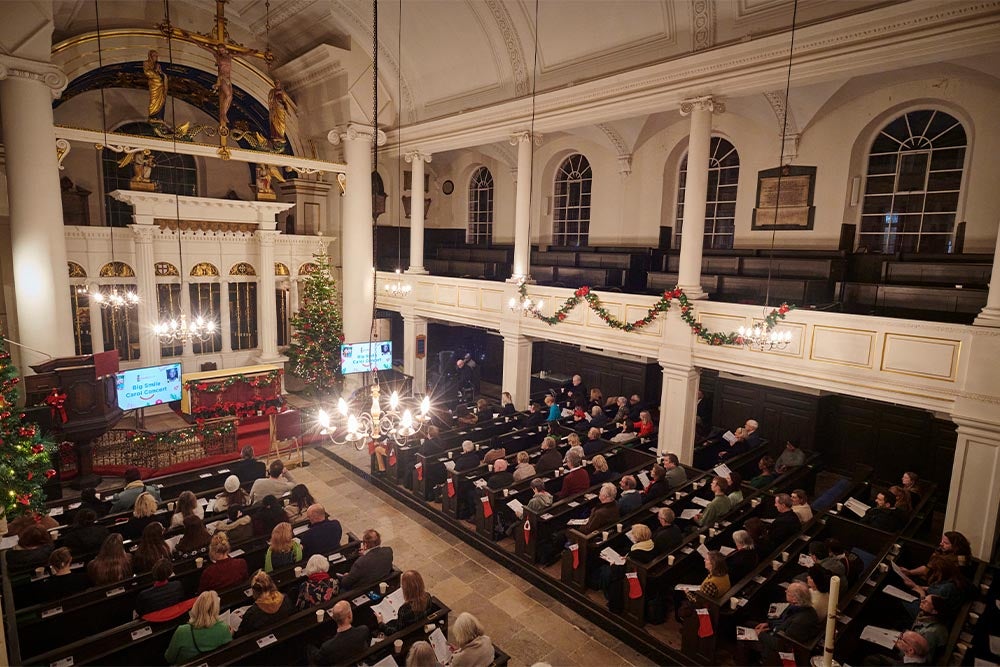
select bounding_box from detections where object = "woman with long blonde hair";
[264,522,302,572]
[163,590,232,664]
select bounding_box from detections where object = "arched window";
[102,122,197,227]
[675,137,739,250]
[467,167,494,245]
[552,154,592,247]
[858,109,967,254]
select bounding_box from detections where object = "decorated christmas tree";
[286,253,345,395]
[0,347,55,520]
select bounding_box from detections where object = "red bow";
[45,389,68,423]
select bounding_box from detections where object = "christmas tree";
[287,254,345,395]
[0,347,56,520]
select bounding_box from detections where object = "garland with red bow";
[516,281,793,345]
[186,369,283,394]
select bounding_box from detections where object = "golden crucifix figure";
[159,0,273,155]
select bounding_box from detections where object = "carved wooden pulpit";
[27,351,123,488]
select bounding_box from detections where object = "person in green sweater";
[163,590,232,664]
[264,522,303,573]
[694,476,733,529]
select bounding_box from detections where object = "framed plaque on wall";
[751,165,817,230]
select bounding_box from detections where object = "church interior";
[0,0,999,665]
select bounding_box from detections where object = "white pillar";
[657,362,700,463]
[402,311,428,394]
[131,223,160,366]
[289,279,300,316]
[256,230,284,363]
[328,124,385,344]
[219,279,232,355]
[676,96,723,301]
[180,276,194,358]
[88,293,105,354]
[404,151,431,274]
[0,60,74,368]
[501,332,533,411]
[509,131,539,281]
[974,225,1000,326]
[946,416,1000,560]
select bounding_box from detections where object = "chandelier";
[154,312,217,345]
[383,269,412,298]
[508,293,543,316]
[738,323,792,351]
[318,382,431,449]
[78,284,140,311]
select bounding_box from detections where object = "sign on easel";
[269,410,304,468]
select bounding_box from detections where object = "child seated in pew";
[137,558,186,617]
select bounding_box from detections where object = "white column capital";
[403,150,432,164]
[327,124,387,146]
[255,229,280,247]
[617,154,633,176]
[509,130,543,146]
[130,224,158,244]
[679,95,725,116]
[0,54,68,98]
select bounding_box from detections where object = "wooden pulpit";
[28,351,123,488]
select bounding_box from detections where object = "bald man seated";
[307,600,371,666]
[299,504,343,560]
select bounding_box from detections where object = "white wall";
[421,68,1000,253]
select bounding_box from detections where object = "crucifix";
[159,0,273,157]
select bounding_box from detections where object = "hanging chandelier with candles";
[78,284,140,311]
[318,381,430,449]
[154,312,217,345]
[383,269,412,297]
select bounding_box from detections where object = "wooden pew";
[12,538,365,666]
[513,447,657,564]
[559,465,708,591]
[7,522,342,661]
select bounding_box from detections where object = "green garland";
[186,369,284,393]
[516,281,794,346]
[124,419,237,448]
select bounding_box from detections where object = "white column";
[404,151,431,274]
[0,60,74,368]
[676,96,723,300]
[131,223,161,366]
[657,362,700,463]
[219,279,232,355]
[974,225,1000,326]
[508,131,539,281]
[946,416,1000,560]
[402,311,428,394]
[180,277,194,358]
[501,332,533,411]
[256,230,284,363]
[290,279,300,316]
[88,294,105,354]
[328,124,385,344]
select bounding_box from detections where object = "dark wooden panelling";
[534,342,661,403]
[713,378,824,450]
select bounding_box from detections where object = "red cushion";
[142,597,196,623]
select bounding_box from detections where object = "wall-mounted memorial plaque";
[751,165,817,230]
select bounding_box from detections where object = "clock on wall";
[442,180,454,195]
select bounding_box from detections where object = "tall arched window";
[552,153,592,247]
[102,122,197,227]
[467,167,494,245]
[858,109,967,254]
[674,137,739,250]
